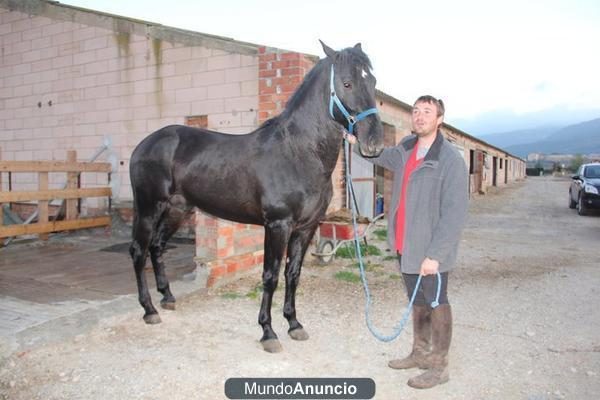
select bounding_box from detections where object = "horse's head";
[321,40,384,157]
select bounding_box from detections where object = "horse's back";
[129,125,261,219]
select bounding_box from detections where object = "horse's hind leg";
[149,199,191,311]
[283,224,318,341]
[129,211,161,324]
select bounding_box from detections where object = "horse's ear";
[354,43,362,51]
[319,40,337,58]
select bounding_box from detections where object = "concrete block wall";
[0,6,258,213]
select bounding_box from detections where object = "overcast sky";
[60,0,600,135]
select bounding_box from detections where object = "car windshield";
[584,165,600,178]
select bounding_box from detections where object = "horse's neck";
[282,70,343,176]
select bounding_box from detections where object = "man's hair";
[414,95,445,117]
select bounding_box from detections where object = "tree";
[571,154,586,172]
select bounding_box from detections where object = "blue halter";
[328,64,379,135]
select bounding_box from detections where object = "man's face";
[411,101,443,138]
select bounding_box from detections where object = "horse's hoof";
[143,313,162,324]
[288,328,309,341]
[261,339,283,353]
[161,300,176,311]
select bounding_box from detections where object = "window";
[584,165,600,178]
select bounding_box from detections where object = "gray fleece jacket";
[357,132,469,273]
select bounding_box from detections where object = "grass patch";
[246,283,263,299]
[383,255,397,261]
[336,243,382,259]
[346,262,383,272]
[221,291,243,300]
[373,229,387,241]
[389,274,402,280]
[334,270,361,283]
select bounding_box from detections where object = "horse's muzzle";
[359,130,384,157]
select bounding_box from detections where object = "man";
[356,96,468,389]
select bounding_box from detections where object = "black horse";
[129,41,384,352]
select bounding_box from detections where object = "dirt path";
[1,176,599,399]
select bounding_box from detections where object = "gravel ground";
[1,175,599,400]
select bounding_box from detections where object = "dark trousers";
[397,254,449,307]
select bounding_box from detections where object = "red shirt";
[396,147,423,253]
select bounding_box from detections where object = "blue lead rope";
[343,139,441,342]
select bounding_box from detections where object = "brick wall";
[257,47,314,123]
[195,212,264,287]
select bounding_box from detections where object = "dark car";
[569,162,600,215]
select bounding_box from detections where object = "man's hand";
[420,257,439,276]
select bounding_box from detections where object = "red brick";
[271,60,290,69]
[210,265,227,277]
[218,226,233,237]
[264,94,291,102]
[198,216,218,227]
[218,248,232,258]
[226,262,241,274]
[259,87,276,95]
[260,102,276,110]
[280,84,300,93]
[285,59,302,67]
[271,76,293,86]
[259,69,277,78]
[281,52,300,60]
[281,67,303,76]
[301,60,316,70]
[287,75,303,85]
[259,53,277,62]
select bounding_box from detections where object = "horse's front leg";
[259,220,292,353]
[283,224,318,341]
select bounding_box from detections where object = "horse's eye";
[343,82,352,89]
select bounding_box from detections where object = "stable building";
[0,0,525,286]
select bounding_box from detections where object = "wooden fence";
[0,149,112,244]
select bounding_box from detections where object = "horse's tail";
[129,126,181,219]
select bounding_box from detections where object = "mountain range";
[476,117,600,158]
